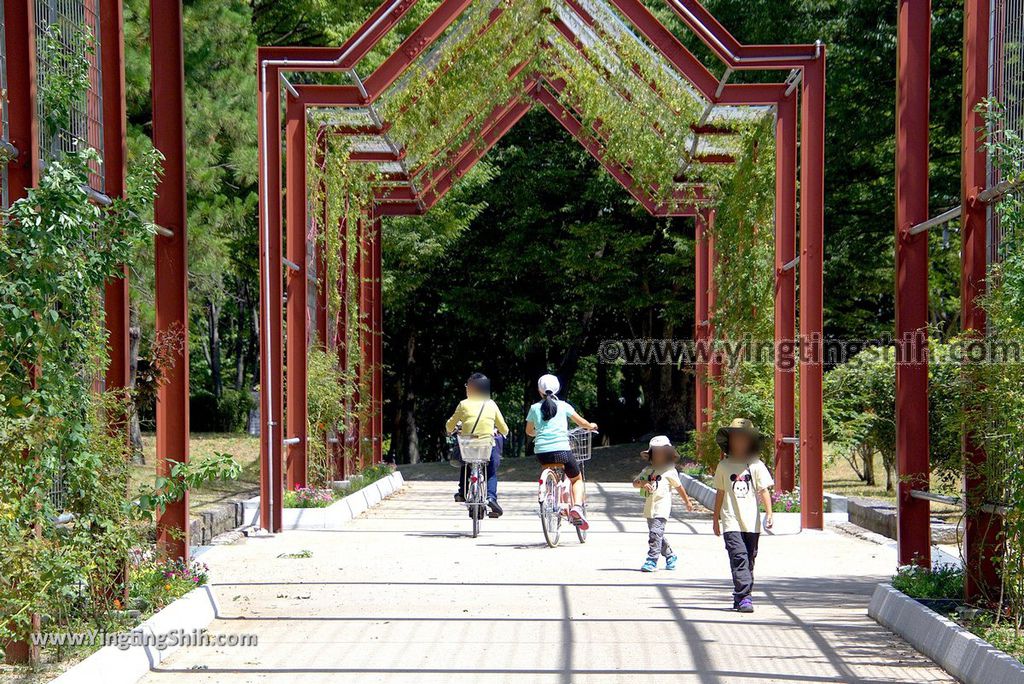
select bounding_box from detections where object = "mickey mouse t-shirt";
[713,457,774,533]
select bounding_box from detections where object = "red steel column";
[962,0,999,599]
[336,214,352,478]
[894,0,931,565]
[360,215,374,469]
[101,0,130,396]
[707,211,721,416]
[257,54,284,532]
[799,52,826,530]
[3,0,38,201]
[3,0,40,666]
[694,211,709,433]
[774,93,798,492]
[151,0,190,559]
[371,214,383,464]
[285,97,308,489]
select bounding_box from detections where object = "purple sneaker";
[736,597,754,613]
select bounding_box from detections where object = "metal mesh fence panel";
[988,0,1023,264]
[34,0,103,193]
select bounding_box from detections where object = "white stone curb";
[49,584,220,684]
[242,470,404,531]
[678,471,717,510]
[868,583,1024,684]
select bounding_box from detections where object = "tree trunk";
[861,445,876,486]
[207,299,222,398]
[235,290,249,391]
[129,305,143,464]
[395,330,420,464]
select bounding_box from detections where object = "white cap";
[538,374,560,396]
[648,435,672,449]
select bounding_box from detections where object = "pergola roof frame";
[256,0,826,536]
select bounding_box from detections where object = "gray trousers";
[647,517,674,561]
[723,531,760,602]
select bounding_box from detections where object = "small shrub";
[130,558,209,613]
[891,563,964,599]
[771,488,801,513]
[284,487,334,508]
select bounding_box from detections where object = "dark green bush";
[189,389,254,433]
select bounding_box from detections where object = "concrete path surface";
[141,479,954,683]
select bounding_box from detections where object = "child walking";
[712,418,774,613]
[633,436,694,572]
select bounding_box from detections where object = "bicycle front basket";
[568,428,593,462]
[457,435,494,463]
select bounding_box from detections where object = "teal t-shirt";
[527,399,577,454]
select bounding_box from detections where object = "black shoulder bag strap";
[469,400,488,436]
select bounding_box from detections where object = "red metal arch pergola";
[255,0,827,534]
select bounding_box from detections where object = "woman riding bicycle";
[446,372,509,518]
[526,374,597,530]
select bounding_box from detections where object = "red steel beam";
[371,213,384,464]
[663,0,819,69]
[364,0,476,96]
[799,49,826,531]
[357,216,372,468]
[257,54,285,533]
[962,0,1000,600]
[894,0,931,566]
[3,0,39,201]
[2,0,40,666]
[315,131,330,346]
[101,0,130,398]
[773,93,797,493]
[695,210,710,433]
[151,0,190,559]
[707,211,721,417]
[285,97,309,490]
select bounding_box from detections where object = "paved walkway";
[143,480,953,683]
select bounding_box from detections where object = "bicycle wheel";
[468,464,484,538]
[539,471,561,548]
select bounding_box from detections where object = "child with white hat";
[632,435,694,572]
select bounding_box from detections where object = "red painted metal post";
[371,214,384,464]
[799,52,826,531]
[2,0,40,665]
[101,0,130,396]
[336,214,353,478]
[151,0,190,559]
[962,0,1000,600]
[358,216,372,469]
[774,93,797,492]
[3,0,38,201]
[285,97,308,489]
[694,211,709,433]
[257,55,285,532]
[894,0,931,565]
[707,211,721,418]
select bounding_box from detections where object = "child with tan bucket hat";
[632,436,694,572]
[712,418,774,613]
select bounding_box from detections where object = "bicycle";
[537,427,595,547]
[457,433,493,538]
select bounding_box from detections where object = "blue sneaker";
[641,559,657,572]
[665,554,678,570]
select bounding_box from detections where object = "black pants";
[723,531,759,602]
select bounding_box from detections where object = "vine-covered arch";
[256,0,826,533]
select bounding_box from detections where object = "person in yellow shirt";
[446,373,509,517]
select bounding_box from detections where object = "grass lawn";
[134,432,261,512]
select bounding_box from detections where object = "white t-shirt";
[637,464,682,519]
[713,457,774,533]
